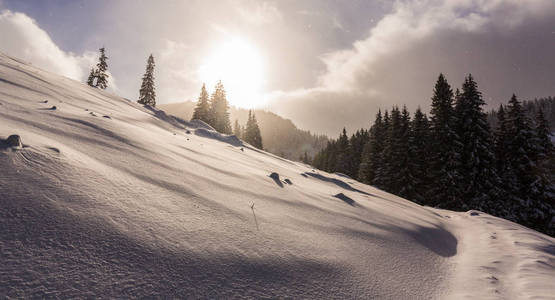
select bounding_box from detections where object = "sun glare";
[199,37,265,108]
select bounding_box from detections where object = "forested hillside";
[313,74,554,236]
[160,102,328,161]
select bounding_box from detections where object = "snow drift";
[0,53,553,299]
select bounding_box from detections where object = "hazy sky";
[1,0,554,135]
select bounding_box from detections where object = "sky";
[1,0,554,136]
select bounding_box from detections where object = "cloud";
[0,10,97,82]
[265,0,555,136]
[235,1,282,25]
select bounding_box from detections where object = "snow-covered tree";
[232,119,243,139]
[86,68,96,87]
[505,94,553,233]
[455,74,502,212]
[95,47,109,90]
[138,54,156,106]
[192,84,211,124]
[358,110,384,184]
[244,110,263,149]
[428,74,463,208]
[209,81,232,134]
[410,107,431,204]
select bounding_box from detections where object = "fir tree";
[302,152,311,164]
[428,74,463,208]
[505,94,553,232]
[373,110,390,189]
[95,47,109,90]
[348,129,368,178]
[138,54,156,106]
[394,106,415,199]
[533,108,555,235]
[410,107,431,203]
[86,68,96,87]
[358,110,384,184]
[244,110,263,149]
[494,104,510,174]
[233,119,243,139]
[209,81,232,134]
[455,74,502,212]
[192,84,211,124]
[335,128,352,175]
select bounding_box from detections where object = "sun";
[198,37,265,108]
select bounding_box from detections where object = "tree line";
[313,74,554,236]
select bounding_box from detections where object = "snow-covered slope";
[0,53,553,299]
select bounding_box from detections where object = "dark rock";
[5,135,22,147]
[284,179,292,185]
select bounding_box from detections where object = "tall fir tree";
[394,106,415,199]
[335,128,352,175]
[373,110,390,189]
[494,104,510,174]
[533,108,555,235]
[95,47,109,90]
[348,129,368,178]
[505,94,553,233]
[409,107,431,204]
[358,110,384,184]
[137,54,156,106]
[244,110,263,149]
[209,81,232,134]
[192,84,211,124]
[455,74,502,212]
[428,74,462,208]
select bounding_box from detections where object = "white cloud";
[235,1,282,25]
[265,0,555,135]
[0,10,99,83]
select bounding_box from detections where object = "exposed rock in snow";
[3,134,22,148]
[334,192,355,206]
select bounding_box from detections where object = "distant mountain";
[159,101,329,161]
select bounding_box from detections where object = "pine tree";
[393,106,415,199]
[373,110,390,189]
[358,110,384,184]
[192,84,211,124]
[535,108,554,161]
[138,54,156,106]
[244,110,263,149]
[428,74,463,208]
[494,104,510,174]
[410,107,431,204]
[505,94,552,232]
[335,128,352,175]
[233,119,243,138]
[533,108,555,235]
[455,74,502,212]
[86,68,96,87]
[95,47,109,90]
[348,129,368,178]
[209,81,232,133]
[302,152,311,164]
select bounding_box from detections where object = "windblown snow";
[0,53,553,299]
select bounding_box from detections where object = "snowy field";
[0,52,553,299]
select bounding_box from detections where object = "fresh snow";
[0,52,553,299]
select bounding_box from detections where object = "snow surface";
[0,52,553,299]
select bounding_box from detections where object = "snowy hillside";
[0,53,554,299]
